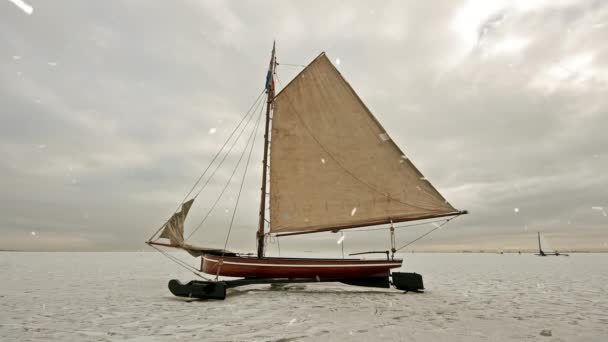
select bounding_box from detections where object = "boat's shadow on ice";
[164,284,425,302]
[224,285,424,298]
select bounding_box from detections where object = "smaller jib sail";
[269,53,461,235]
[159,199,195,245]
[153,198,230,257]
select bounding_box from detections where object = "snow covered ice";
[2,252,607,341]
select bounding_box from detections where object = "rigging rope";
[277,62,306,68]
[216,97,265,279]
[148,88,266,280]
[275,72,284,89]
[147,89,265,242]
[394,215,461,252]
[149,244,211,280]
[333,217,454,233]
[192,94,266,199]
[186,96,265,240]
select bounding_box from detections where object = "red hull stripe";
[203,256,401,268]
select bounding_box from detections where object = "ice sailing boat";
[535,232,568,256]
[146,43,467,299]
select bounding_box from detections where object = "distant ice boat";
[535,232,569,256]
[145,42,467,299]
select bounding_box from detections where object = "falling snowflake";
[208,127,217,134]
[350,207,357,216]
[320,158,325,164]
[335,58,341,66]
[514,208,519,213]
[288,318,296,326]
[47,62,57,67]
[31,231,36,236]
[12,55,21,60]
[337,235,345,244]
[38,144,46,149]
[8,0,33,15]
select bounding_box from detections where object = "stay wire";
[275,72,284,89]
[216,99,265,279]
[394,215,461,252]
[192,94,265,199]
[147,89,265,241]
[277,62,306,68]
[186,96,264,240]
[336,217,455,233]
[149,244,211,281]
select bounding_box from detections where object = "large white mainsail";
[269,53,459,235]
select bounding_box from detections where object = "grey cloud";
[1,0,606,252]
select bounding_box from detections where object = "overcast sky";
[1,0,607,253]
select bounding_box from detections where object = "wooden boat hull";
[201,254,402,279]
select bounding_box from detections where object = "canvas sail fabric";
[269,53,458,234]
[159,199,195,245]
[155,198,232,257]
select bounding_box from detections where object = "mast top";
[265,41,277,99]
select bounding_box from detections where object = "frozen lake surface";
[1,252,607,341]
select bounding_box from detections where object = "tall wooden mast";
[257,41,276,258]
